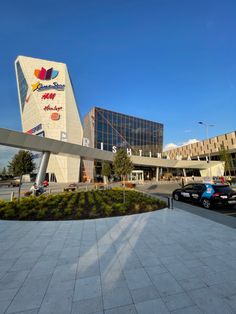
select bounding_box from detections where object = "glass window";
[16,61,28,112]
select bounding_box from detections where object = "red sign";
[51,112,60,120]
[41,93,56,100]
[44,105,62,112]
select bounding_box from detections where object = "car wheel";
[202,198,211,209]
[173,193,180,201]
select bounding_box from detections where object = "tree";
[1,167,7,176]
[101,162,112,185]
[219,144,233,176]
[113,148,133,202]
[8,150,35,201]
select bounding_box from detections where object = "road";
[136,181,236,219]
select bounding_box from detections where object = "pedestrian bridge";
[0,128,224,184]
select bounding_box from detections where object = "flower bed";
[0,189,166,221]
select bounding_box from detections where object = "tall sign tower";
[15,56,83,182]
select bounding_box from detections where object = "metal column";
[156,167,159,182]
[36,152,50,186]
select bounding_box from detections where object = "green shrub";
[89,205,99,219]
[113,203,128,215]
[3,208,16,219]
[36,208,47,219]
[103,204,113,217]
[64,207,73,216]
[0,189,165,220]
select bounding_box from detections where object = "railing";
[0,185,93,202]
[0,182,122,201]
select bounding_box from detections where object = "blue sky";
[1,0,236,167]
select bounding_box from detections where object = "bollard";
[10,191,14,201]
[168,197,174,209]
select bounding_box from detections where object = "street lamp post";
[198,121,214,177]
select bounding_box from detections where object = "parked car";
[8,179,20,187]
[64,183,77,192]
[172,183,236,209]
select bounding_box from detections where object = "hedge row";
[0,189,166,221]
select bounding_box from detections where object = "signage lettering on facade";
[41,93,56,100]
[61,131,67,142]
[26,124,42,134]
[127,148,132,156]
[94,141,199,161]
[32,81,65,92]
[83,138,90,147]
[44,105,63,112]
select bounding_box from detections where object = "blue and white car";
[172,183,236,209]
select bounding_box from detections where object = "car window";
[184,184,194,190]
[194,184,205,191]
[213,185,234,193]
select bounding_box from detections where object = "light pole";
[198,121,214,177]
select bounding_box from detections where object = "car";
[64,183,77,192]
[7,179,20,187]
[172,183,236,209]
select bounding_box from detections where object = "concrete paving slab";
[0,208,236,313]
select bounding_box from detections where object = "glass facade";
[16,61,28,112]
[94,107,163,156]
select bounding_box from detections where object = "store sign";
[34,67,58,80]
[26,124,42,134]
[97,141,201,161]
[41,93,56,100]
[51,112,60,120]
[32,81,65,92]
[44,105,62,112]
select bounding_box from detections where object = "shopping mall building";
[82,107,163,181]
[14,56,229,183]
[163,131,236,176]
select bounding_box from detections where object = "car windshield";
[213,185,234,193]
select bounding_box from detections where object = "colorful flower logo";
[34,67,59,80]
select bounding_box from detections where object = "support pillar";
[156,167,159,182]
[36,152,50,186]
[183,168,186,177]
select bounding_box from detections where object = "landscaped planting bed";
[0,189,166,220]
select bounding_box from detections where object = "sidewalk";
[0,208,236,313]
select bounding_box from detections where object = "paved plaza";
[0,208,236,314]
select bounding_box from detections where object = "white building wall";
[15,56,83,182]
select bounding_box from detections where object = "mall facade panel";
[164,131,236,175]
[82,107,163,181]
[15,56,83,182]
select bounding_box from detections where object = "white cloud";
[163,143,178,151]
[182,138,199,146]
[0,146,19,169]
[164,138,199,151]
